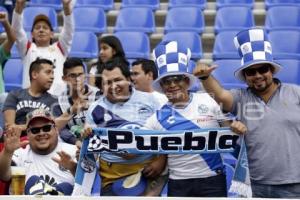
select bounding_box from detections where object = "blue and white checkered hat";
[152,40,198,93]
[233,28,281,82]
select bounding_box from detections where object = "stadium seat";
[213,31,240,60]
[69,32,98,58]
[23,7,58,32]
[3,59,23,92]
[73,7,106,34]
[268,30,300,59]
[115,31,150,59]
[114,7,155,33]
[214,6,255,34]
[28,0,62,10]
[163,31,203,60]
[121,0,160,10]
[274,59,300,84]
[265,0,300,9]
[265,6,300,31]
[164,7,205,34]
[216,0,254,9]
[168,0,207,10]
[75,0,114,11]
[10,44,20,59]
[212,59,247,89]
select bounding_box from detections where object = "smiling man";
[144,40,247,197]
[85,57,166,196]
[194,28,300,198]
[0,108,77,195]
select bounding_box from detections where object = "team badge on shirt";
[198,104,209,114]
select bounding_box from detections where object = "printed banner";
[72,127,240,196]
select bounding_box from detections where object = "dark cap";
[26,109,54,128]
[32,14,53,32]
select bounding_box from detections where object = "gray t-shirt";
[230,82,300,185]
[3,89,62,126]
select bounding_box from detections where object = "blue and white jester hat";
[152,40,198,93]
[233,28,281,82]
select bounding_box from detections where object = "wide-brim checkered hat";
[152,40,198,93]
[234,28,282,82]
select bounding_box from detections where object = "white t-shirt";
[12,141,77,185]
[145,92,224,180]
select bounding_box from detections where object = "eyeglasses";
[28,124,54,135]
[160,75,187,86]
[67,73,84,79]
[243,65,270,77]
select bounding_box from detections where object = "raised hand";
[52,151,77,172]
[62,0,72,16]
[15,0,27,14]
[3,126,29,154]
[0,12,8,24]
[193,62,217,79]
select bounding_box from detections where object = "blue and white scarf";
[71,127,252,196]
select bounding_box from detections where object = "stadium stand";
[168,0,207,10]
[114,7,155,33]
[121,0,160,11]
[212,30,240,60]
[164,6,205,34]
[75,0,114,11]
[69,32,99,59]
[268,30,300,59]
[214,6,255,34]
[115,31,150,59]
[73,7,107,34]
[3,59,23,92]
[212,59,247,89]
[265,0,300,9]
[28,0,62,11]
[274,59,300,84]
[163,31,203,60]
[216,0,254,9]
[265,6,300,31]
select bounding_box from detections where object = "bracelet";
[198,75,210,80]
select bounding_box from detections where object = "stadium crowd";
[0,0,299,198]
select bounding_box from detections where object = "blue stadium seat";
[164,7,205,34]
[163,31,203,60]
[214,6,255,34]
[0,6,8,33]
[274,59,300,84]
[10,44,20,59]
[269,30,300,59]
[3,59,23,92]
[265,6,300,31]
[216,0,254,9]
[265,0,300,9]
[28,0,62,10]
[212,59,247,89]
[121,0,160,10]
[23,7,58,32]
[114,7,155,33]
[168,0,207,10]
[69,32,99,58]
[74,7,106,34]
[213,31,240,60]
[115,31,150,59]
[75,0,114,11]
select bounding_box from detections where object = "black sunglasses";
[160,75,187,86]
[243,65,271,77]
[28,124,54,135]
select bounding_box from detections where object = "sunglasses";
[243,65,270,77]
[28,124,54,135]
[160,75,187,86]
